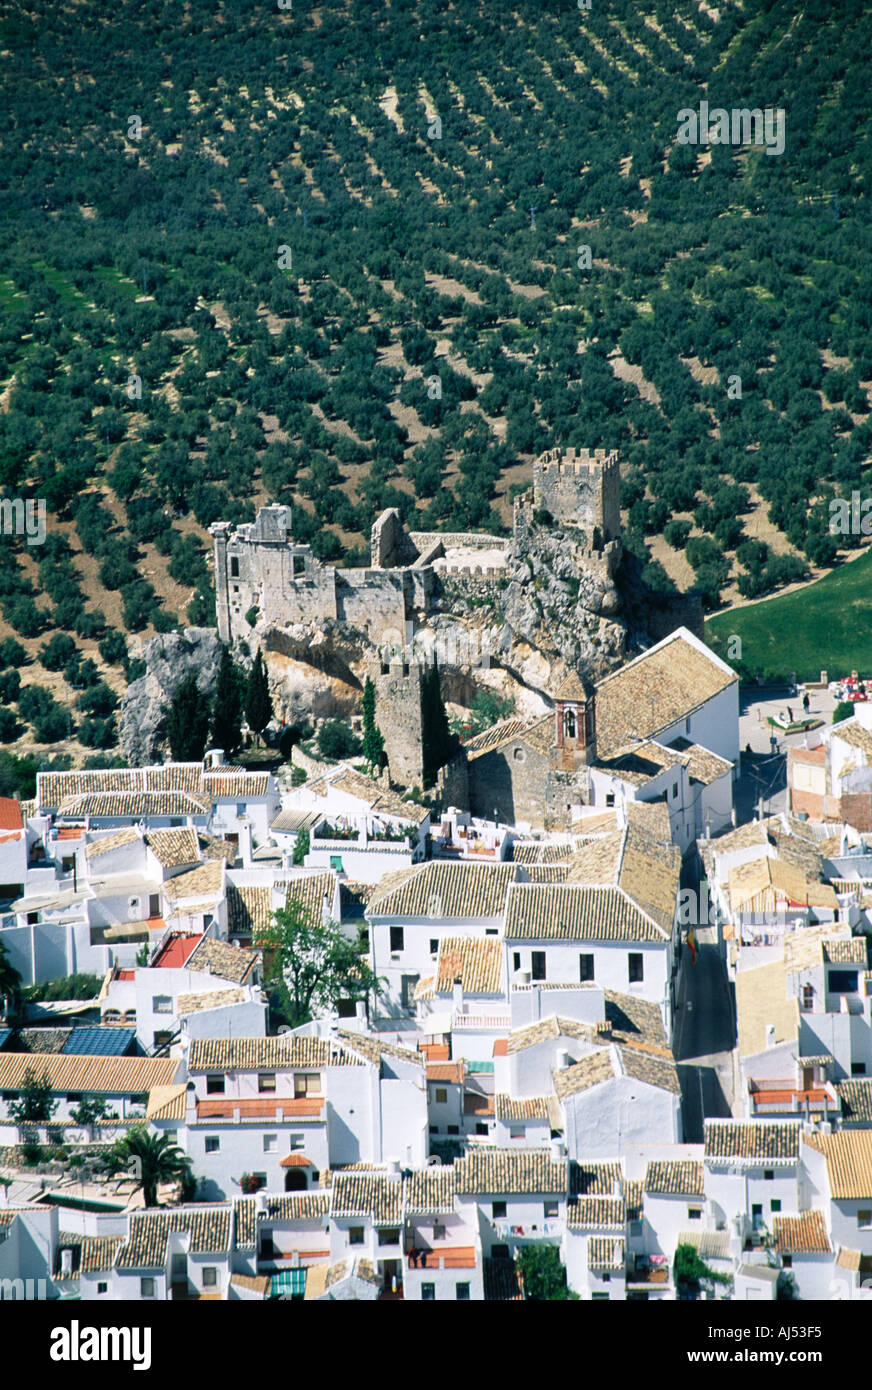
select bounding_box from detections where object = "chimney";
[765,1024,776,1049]
[206,748,224,769]
[452,978,463,1013]
[550,1138,566,1163]
[255,1190,268,1214]
[240,821,253,869]
[517,969,531,987]
[60,1247,74,1277]
[355,1000,367,1022]
[556,1048,572,1071]
[386,1158,400,1176]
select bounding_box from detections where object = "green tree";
[70,1094,117,1129]
[106,1127,193,1209]
[210,645,243,755]
[318,719,360,762]
[421,657,452,787]
[255,897,380,1028]
[293,826,310,867]
[674,1243,732,1299]
[516,1246,576,1300]
[833,701,855,725]
[361,676,385,773]
[244,649,272,743]
[163,674,211,761]
[8,1066,57,1123]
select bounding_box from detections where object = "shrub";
[78,715,118,749]
[317,719,361,761]
[0,669,20,702]
[39,632,78,671]
[74,609,107,640]
[0,638,27,667]
[0,707,22,740]
[99,631,128,666]
[77,681,118,718]
[245,605,259,627]
[833,701,855,725]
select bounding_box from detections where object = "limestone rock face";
[119,627,222,765]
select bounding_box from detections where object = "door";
[401,975,419,1010]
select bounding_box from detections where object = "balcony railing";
[491,1219,561,1240]
[748,1081,839,1115]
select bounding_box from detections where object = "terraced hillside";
[1,0,871,766]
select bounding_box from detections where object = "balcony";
[405,1246,478,1270]
[626,1256,670,1289]
[195,1097,325,1121]
[491,1219,561,1242]
[748,1079,839,1116]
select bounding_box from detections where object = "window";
[253,1172,267,1187]
[858,1210,872,1229]
[770,1199,781,1213]
[429,1125,439,1135]
[230,556,239,578]
[349,1227,365,1246]
[263,1134,277,1153]
[475,1122,488,1136]
[628,953,644,984]
[152,995,172,1014]
[601,1273,611,1283]
[605,793,615,808]
[435,1087,448,1104]
[781,1255,792,1268]
[752,1204,763,1227]
[236,802,246,816]
[513,747,525,762]
[510,1125,524,1141]
[289,1133,305,1150]
[764,1169,774,1181]
[672,782,679,799]
[433,1223,446,1240]
[492,1201,507,1220]
[685,718,691,734]
[688,1207,702,1221]
[544,1201,558,1218]
[206,1075,225,1095]
[294,1073,321,1096]
[829,970,859,993]
[421,1283,436,1301]
[97,1282,108,1295]
[66,1093,82,1104]
[140,1278,155,1298]
[447,1124,459,1135]
[390,926,404,953]
[531,951,546,982]
[259,1073,277,1094]
[202,1267,217,1288]
[486,927,498,936]
[205,1136,220,1154]
[513,952,521,972]
[579,953,594,982]
[491,1245,510,1260]
[456,1282,470,1300]
[592,1292,610,1301]
[430,939,439,956]
[154,1031,173,1047]
[852,1062,867,1076]
[379,1229,400,1246]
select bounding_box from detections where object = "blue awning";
[270,1268,307,1298]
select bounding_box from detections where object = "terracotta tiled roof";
[705,1120,802,1163]
[203,771,271,798]
[620,1048,681,1096]
[566,1196,625,1230]
[231,1273,270,1295]
[569,1161,623,1198]
[803,1129,872,1199]
[176,986,248,1015]
[494,1094,551,1121]
[234,1193,329,1248]
[426,1062,465,1084]
[280,1154,313,1168]
[331,1172,402,1223]
[645,1160,704,1197]
[80,1235,123,1274]
[335,1028,422,1069]
[404,1168,456,1213]
[553,1049,616,1099]
[368,861,516,920]
[146,1084,187,1121]
[836,1079,872,1124]
[117,1207,231,1269]
[666,738,733,785]
[282,871,336,925]
[0,797,23,830]
[186,935,259,985]
[506,1014,601,1055]
[596,739,689,789]
[0,1052,180,1094]
[822,937,868,965]
[505,882,669,942]
[454,1149,568,1196]
[588,1236,625,1271]
[59,791,211,818]
[434,935,502,995]
[162,859,224,904]
[145,828,201,869]
[39,764,205,808]
[188,1036,362,1070]
[594,632,736,757]
[197,1096,324,1120]
[773,1210,831,1255]
[463,719,543,761]
[84,827,141,859]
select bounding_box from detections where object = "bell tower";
[553,670,596,770]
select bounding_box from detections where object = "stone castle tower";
[369,655,427,787]
[526,447,621,549]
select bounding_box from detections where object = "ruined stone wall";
[468,739,553,827]
[336,570,410,647]
[373,659,426,786]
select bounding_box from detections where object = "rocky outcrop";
[118,627,222,765]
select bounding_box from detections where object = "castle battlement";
[535,446,620,475]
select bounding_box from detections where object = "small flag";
[686,927,698,967]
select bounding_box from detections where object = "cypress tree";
[421,656,452,786]
[164,674,211,761]
[210,645,243,755]
[244,649,273,742]
[361,676,385,773]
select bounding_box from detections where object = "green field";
[706,550,872,682]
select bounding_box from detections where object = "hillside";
[1,0,871,766]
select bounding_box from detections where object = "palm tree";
[108,1127,193,1208]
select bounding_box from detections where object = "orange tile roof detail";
[152,933,202,969]
[279,1154,313,1168]
[464,1093,495,1116]
[426,1063,465,1084]
[56,827,83,840]
[197,1097,324,1119]
[418,1043,450,1061]
[116,970,136,981]
[493,1040,508,1057]
[0,798,24,831]
[0,832,22,844]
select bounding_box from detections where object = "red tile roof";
[493,1040,508,1057]
[279,1154,313,1168]
[56,826,83,840]
[415,1246,477,1270]
[0,798,24,831]
[427,1063,465,1084]
[152,933,202,969]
